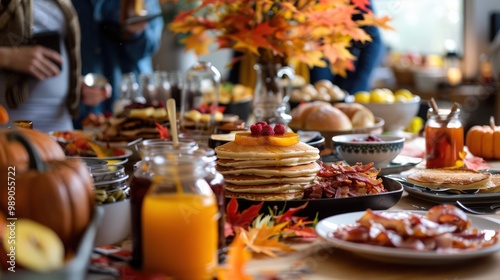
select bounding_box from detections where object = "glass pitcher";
[252,62,295,125]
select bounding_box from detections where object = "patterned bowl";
[331,134,405,168]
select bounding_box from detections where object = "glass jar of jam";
[425,107,464,168]
[197,148,226,262]
[129,139,197,269]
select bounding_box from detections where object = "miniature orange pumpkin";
[0,132,94,252]
[465,116,500,159]
[0,128,65,172]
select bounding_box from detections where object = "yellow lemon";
[370,89,387,103]
[394,89,414,100]
[395,95,409,102]
[381,88,393,96]
[353,91,370,103]
[405,116,424,134]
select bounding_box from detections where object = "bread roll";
[289,101,330,129]
[304,104,353,131]
[314,80,346,102]
[334,103,375,128]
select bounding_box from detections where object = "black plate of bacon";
[228,163,404,220]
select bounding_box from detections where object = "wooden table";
[87,143,500,280]
[244,157,500,280]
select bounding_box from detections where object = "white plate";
[315,210,500,265]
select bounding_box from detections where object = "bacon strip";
[306,162,387,199]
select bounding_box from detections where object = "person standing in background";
[71,0,164,128]
[0,0,109,132]
[309,0,385,95]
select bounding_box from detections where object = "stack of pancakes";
[214,141,320,200]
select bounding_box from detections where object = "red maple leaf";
[226,196,263,230]
[155,122,169,139]
[274,201,309,223]
[352,0,371,12]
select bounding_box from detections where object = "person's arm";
[0,46,62,80]
[120,0,164,62]
[80,81,112,106]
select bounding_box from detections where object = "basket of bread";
[289,101,384,149]
[289,79,347,109]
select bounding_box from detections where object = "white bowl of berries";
[332,134,404,168]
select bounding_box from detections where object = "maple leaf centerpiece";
[165,0,391,76]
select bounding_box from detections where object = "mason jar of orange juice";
[142,153,218,279]
[425,107,464,168]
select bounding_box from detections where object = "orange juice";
[142,193,218,279]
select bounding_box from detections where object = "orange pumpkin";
[0,128,65,171]
[0,132,94,252]
[465,116,500,159]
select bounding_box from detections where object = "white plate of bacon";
[316,205,500,265]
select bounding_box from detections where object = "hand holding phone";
[29,31,62,70]
[5,46,62,80]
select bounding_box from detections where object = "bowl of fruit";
[352,88,421,133]
[332,134,405,168]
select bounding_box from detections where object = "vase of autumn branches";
[166,0,391,123]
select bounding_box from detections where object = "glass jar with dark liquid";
[129,139,198,269]
[198,148,226,262]
[425,108,464,168]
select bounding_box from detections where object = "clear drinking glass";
[154,71,171,106]
[167,70,184,112]
[180,61,221,134]
[139,73,156,105]
[115,72,139,113]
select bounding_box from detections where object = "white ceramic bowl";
[332,134,405,168]
[94,199,131,246]
[363,96,421,132]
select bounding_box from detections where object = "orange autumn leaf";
[182,32,213,55]
[239,228,296,258]
[358,13,394,31]
[216,234,253,280]
[239,216,296,257]
[166,0,391,75]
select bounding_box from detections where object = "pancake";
[480,174,500,193]
[224,174,317,185]
[224,182,311,193]
[216,162,321,177]
[225,190,304,200]
[215,136,321,201]
[216,155,319,168]
[215,141,319,159]
[407,169,491,190]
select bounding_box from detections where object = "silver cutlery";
[455,200,500,215]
